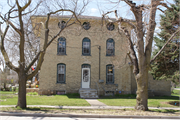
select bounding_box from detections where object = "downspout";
[97,46,101,96]
[98,46,101,80]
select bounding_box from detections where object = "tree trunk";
[3,82,6,90]
[135,70,149,111]
[17,71,27,108]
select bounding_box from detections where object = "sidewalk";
[85,99,107,106]
[0,103,180,119]
[0,105,180,110]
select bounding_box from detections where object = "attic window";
[83,22,91,30]
[107,22,115,31]
[58,21,66,29]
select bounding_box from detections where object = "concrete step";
[79,88,98,99]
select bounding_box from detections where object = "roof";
[31,15,136,22]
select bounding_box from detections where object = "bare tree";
[103,0,180,110]
[0,0,88,108]
[0,56,9,90]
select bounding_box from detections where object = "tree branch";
[123,0,136,7]
[103,9,139,74]
[16,0,31,12]
[27,9,82,79]
[27,51,44,80]
[114,10,139,74]
[25,51,41,73]
[120,26,139,74]
[45,9,81,29]
[10,1,41,18]
[0,24,19,72]
[144,0,159,64]
[150,28,180,63]
[159,2,173,11]
[157,8,164,13]
[47,21,76,47]
[27,28,49,80]
[118,17,137,33]
[0,15,22,36]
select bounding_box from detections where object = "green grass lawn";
[0,89,179,107]
[171,89,180,97]
[0,91,16,94]
[98,96,179,107]
[0,92,90,106]
[98,89,180,107]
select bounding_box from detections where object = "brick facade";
[31,16,171,96]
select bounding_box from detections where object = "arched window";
[82,64,91,68]
[57,37,66,55]
[106,64,114,84]
[82,37,91,56]
[106,38,115,56]
[57,63,66,83]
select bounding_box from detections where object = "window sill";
[106,55,115,56]
[57,54,67,56]
[56,82,66,84]
[106,83,118,87]
[82,54,91,56]
[106,83,115,85]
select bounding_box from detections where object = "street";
[0,116,172,120]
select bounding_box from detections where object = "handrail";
[93,81,99,95]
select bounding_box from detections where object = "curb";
[1,105,180,110]
[0,112,180,119]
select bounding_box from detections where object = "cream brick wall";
[131,72,171,96]
[32,16,132,95]
[31,16,170,96]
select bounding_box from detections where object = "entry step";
[79,88,98,99]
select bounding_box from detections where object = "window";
[58,21,66,29]
[82,38,91,55]
[107,22,115,31]
[83,22,91,30]
[106,38,115,56]
[82,64,90,68]
[57,37,66,55]
[82,64,91,84]
[106,64,114,84]
[57,63,66,83]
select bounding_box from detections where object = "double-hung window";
[82,38,91,55]
[106,38,115,56]
[106,64,114,84]
[57,37,66,55]
[57,64,66,83]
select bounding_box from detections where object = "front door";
[82,68,90,88]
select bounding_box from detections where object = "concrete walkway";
[85,99,107,106]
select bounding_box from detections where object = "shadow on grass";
[149,109,179,114]
[66,93,80,98]
[99,94,179,100]
[15,107,49,113]
[25,107,41,110]
[149,96,179,100]
[99,94,136,99]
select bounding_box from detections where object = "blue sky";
[0,0,176,69]
[0,0,175,44]
[1,0,175,18]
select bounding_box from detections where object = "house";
[31,15,171,98]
